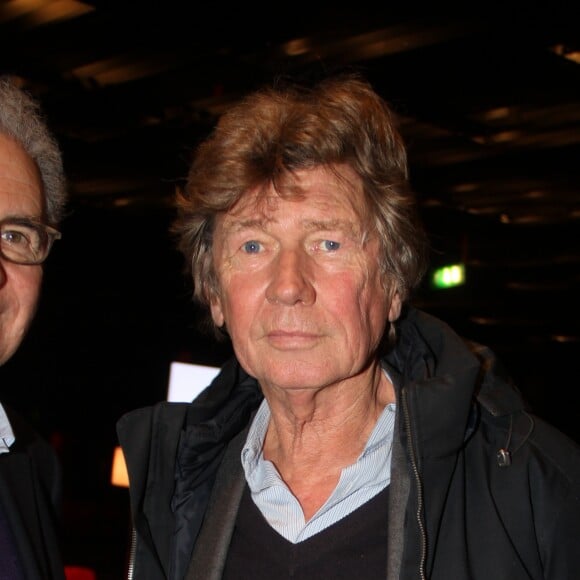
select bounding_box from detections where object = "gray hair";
[0,76,67,225]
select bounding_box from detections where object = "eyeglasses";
[0,218,62,265]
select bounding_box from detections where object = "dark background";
[0,2,579,577]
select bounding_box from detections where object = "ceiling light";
[0,0,94,26]
[551,44,580,64]
[481,107,512,121]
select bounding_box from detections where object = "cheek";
[17,268,42,313]
[211,272,262,329]
[352,273,390,335]
[4,267,42,327]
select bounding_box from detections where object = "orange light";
[110,446,129,487]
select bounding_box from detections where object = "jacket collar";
[384,306,527,458]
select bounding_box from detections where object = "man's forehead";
[221,213,358,232]
[220,191,364,228]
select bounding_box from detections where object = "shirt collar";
[0,403,15,454]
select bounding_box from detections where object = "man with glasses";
[0,219,61,268]
[0,76,66,579]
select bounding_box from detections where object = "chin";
[260,363,337,391]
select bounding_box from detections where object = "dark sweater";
[222,484,390,579]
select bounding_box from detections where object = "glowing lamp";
[432,264,465,289]
[110,446,129,487]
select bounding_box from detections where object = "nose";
[265,248,315,306]
[0,259,6,287]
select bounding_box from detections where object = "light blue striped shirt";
[0,403,15,454]
[241,397,396,543]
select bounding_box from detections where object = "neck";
[260,363,394,519]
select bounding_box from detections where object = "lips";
[266,329,322,348]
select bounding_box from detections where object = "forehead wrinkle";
[1,213,41,222]
[303,218,359,235]
[222,217,272,233]
[223,216,362,239]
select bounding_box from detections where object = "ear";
[387,291,402,322]
[209,293,225,328]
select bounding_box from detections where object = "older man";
[0,77,66,579]
[118,73,580,579]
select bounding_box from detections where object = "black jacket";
[0,405,65,580]
[117,307,580,579]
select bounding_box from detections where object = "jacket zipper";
[126,525,137,580]
[402,388,427,580]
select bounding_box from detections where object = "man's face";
[0,133,44,365]
[210,165,401,394]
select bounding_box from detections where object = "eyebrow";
[303,219,358,233]
[0,214,42,223]
[224,218,265,233]
[224,217,359,234]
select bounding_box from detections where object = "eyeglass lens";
[0,221,52,264]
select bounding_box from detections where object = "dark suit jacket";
[0,405,65,579]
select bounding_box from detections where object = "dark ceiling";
[1,2,579,417]
[0,2,577,218]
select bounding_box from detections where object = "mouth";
[266,330,322,349]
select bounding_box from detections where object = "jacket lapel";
[0,453,46,578]
[185,426,248,580]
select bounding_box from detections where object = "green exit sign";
[432,264,465,289]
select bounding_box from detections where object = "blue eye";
[242,240,262,254]
[321,240,341,252]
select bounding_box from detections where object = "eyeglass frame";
[0,217,62,265]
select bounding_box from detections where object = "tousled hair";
[174,73,429,328]
[0,76,67,225]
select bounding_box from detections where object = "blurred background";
[0,2,578,577]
